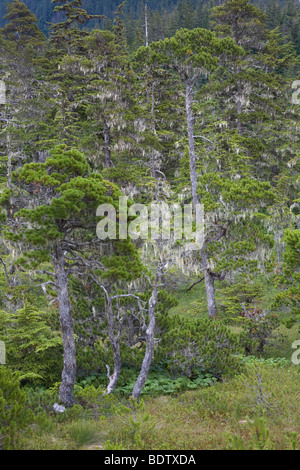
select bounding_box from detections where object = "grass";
[65,419,103,447]
[16,361,300,450]
[11,272,300,450]
[168,280,209,319]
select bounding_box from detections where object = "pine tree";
[208,0,300,278]
[274,228,300,328]
[0,0,45,51]
[0,144,142,406]
[50,0,105,55]
[140,28,243,318]
[210,0,267,49]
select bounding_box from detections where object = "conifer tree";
[50,0,105,55]
[0,0,45,51]
[274,228,300,328]
[0,302,62,383]
[137,28,243,318]
[0,144,142,406]
[208,0,300,273]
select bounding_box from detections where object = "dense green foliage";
[0,367,33,449]
[0,0,299,450]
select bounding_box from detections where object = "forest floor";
[15,277,300,451]
[17,360,300,450]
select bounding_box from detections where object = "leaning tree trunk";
[132,276,158,400]
[53,245,76,407]
[103,292,121,395]
[103,117,114,168]
[185,78,217,318]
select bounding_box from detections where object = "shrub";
[0,303,63,385]
[237,310,282,356]
[0,366,33,449]
[157,316,241,379]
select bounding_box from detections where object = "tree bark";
[7,133,12,189]
[145,1,149,47]
[53,245,76,407]
[150,81,157,179]
[237,77,243,136]
[185,78,218,318]
[201,245,219,318]
[103,293,121,395]
[103,117,114,168]
[131,275,158,400]
[185,79,199,210]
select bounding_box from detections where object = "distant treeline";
[0,0,299,53]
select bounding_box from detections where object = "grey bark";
[131,275,158,400]
[103,117,114,168]
[145,2,149,47]
[102,288,122,395]
[185,78,218,318]
[53,245,76,407]
[150,81,157,179]
[237,78,243,136]
[7,133,11,188]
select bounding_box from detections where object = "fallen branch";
[186,276,204,292]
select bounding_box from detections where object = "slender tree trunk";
[145,2,149,47]
[7,133,12,189]
[185,79,198,209]
[150,81,157,178]
[202,251,218,318]
[53,245,76,407]
[132,276,158,400]
[237,78,243,136]
[276,232,281,265]
[103,117,114,168]
[103,290,121,395]
[185,78,217,318]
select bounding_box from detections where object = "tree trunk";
[131,276,158,400]
[103,289,121,395]
[237,78,243,136]
[150,81,157,178]
[103,117,114,168]
[53,245,76,407]
[185,78,217,318]
[7,133,12,189]
[203,257,218,318]
[145,2,149,47]
[185,79,198,210]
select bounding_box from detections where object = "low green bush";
[0,366,33,449]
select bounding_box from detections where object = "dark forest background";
[0,1,299,53]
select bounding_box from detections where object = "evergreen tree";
[274,228,300,329]
[0,302,62,383]
[0,0,45,51]
[138,28,243,318]
[210,0,267,49]
[50,0,105,55]
[0,144,142,406]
